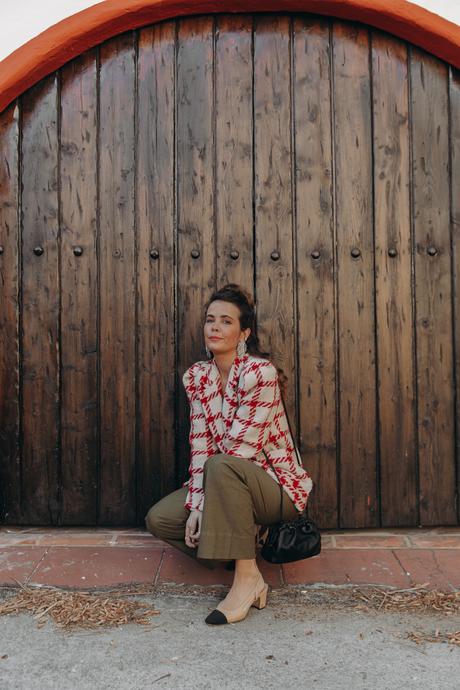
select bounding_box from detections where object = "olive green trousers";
[144,452,298,564]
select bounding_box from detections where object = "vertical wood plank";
[411,48,457,525]
[99,33,136,524]
[294,17,337,527]
[254,15,297,420]
[450,65,460,526]
[215,15,253,285]
[332,23,378,527]
[372,32,417,526]
[21,76,60,524]
[137,22,176,517]
[0,102,21,523]
[176,17,215,484]
[59,51,98,524]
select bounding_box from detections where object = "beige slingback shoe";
[205,575,268,625]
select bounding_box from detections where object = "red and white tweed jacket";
[182,353,313,513]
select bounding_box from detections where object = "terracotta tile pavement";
[0,527,459,591]
[283,549,411,588]
[31,547,164,588]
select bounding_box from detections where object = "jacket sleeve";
[182,365,207,512]
[221,361,280,458]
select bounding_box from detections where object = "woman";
[145,284,313,625]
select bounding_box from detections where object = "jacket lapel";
[196,354,249,450]
[221,353,247,434]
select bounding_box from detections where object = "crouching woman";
[145,284,313,625]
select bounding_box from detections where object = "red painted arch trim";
[1,0,459,113]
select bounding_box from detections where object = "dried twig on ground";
[0,583,160,631]
[406,630,460,646]
[352,586,460,615]
[357,587,460,648]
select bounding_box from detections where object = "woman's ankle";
[234,558,261,582]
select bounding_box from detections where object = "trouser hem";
[197,532,256,560]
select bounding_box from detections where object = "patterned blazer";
[182,352,313,512]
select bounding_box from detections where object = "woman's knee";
[204,453,243,488]
[145,502,168,538]
[205,452,236,473]
[205,453,240,470]
[145,488,188,540]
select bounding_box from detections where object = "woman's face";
[204,300,251,357]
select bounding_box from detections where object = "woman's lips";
[209,337,223,341]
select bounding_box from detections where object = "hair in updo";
[203,283,288,398]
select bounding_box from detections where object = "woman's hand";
[185,509,202,548]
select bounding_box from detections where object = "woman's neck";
[213,352,237,377]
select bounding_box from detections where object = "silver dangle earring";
[237,339,247,358]
[205,345,212,359]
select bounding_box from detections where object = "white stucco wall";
[0,0,459,63]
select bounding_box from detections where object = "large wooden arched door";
[1,14,459,528]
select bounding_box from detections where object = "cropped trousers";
[145,453,299,563]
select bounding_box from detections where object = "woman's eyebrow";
[206,314,234,320]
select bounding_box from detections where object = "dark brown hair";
[203,283,288,398]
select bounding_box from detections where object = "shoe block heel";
[252,584,268,610]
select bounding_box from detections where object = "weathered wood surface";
[20,76,60,524]
[450,65,460,526]
[60,50,98,525]
[332,23,378,528]
[98,32,137,524]
[410,47,456,525]
[137,22,177,517]
[294,17,337,528]
[175,16,215,487]
[254,14,297,430]
[372,33,417,526]
[0,15,458,527]
[0,102,20,523]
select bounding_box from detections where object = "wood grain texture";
[214,14,253,287]
[372,32,417,526]
[176,16,215,485]
[410,47,456,525]
[98,33,137,524]
[137,22,176,516]
[0,102,21,523]
[332,22,378,527]
[20,76,60,524]
[59,50,98,525]
[294,17,337,527]
[450,65,460,526]
[1,16,458,527]
[254,15,297,422]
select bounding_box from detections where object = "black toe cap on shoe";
[205,609,228,625]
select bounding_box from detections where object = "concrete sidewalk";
[1,527,459,591]
[1,587,459,690]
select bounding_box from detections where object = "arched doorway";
[1,12,459,528]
